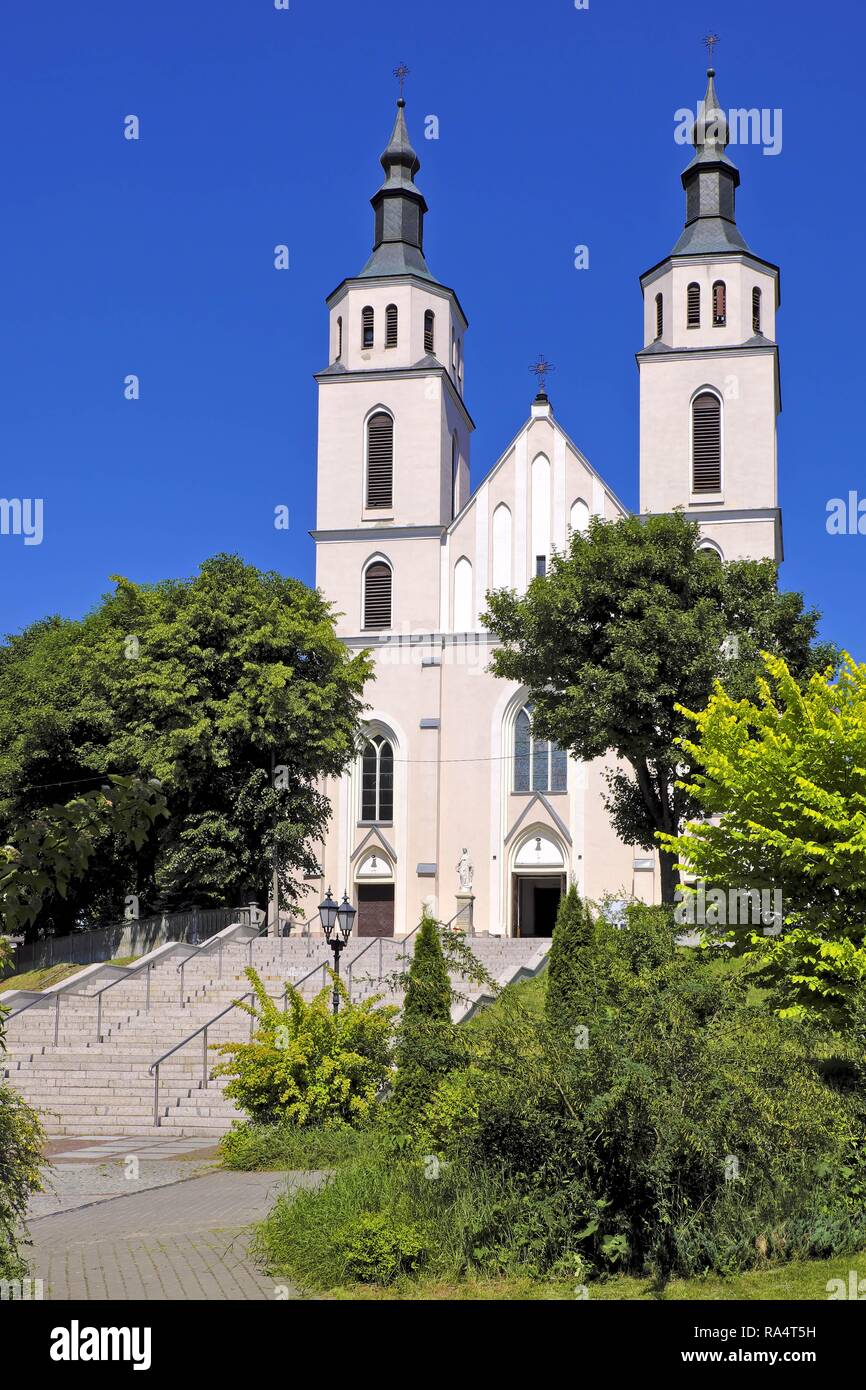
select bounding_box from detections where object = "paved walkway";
[27,1137,319,1300]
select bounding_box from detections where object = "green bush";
[211,967,397,1127]
[255,922,866,1290]
[333,1211,425,1284]
[0,1083,44,1279]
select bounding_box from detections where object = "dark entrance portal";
[356,884,395,937]
[516,875,564,937]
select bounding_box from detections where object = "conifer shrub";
[388,914,462,1126]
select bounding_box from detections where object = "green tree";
[661,652,866,1022]
[484,512,833,903]
[0,555,372,931]
[391,915,457,1124]
[0,776,167,935]
[545,885,601,1031]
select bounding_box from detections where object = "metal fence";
[1,905,246,982]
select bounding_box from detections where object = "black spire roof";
[358,99,436,280]
[671,67,751,257]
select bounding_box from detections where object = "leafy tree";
[661,651,866,1022]
[0,776,167,935]
[390,915,458,1124]
[0,555,372,930]
[484,512,833,903]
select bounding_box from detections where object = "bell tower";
[313,88,473,638]
[637,63,782,563]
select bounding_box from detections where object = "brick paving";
[31,1136,222,1217]
[26,1151,321,1300]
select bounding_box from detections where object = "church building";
[300,64,782,938]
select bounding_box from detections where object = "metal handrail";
[176,918,271,1007]
[91,952,173,1042]
[342,908,471,1000]
[148,985,288,1126]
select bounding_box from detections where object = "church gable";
[442,394,628,632]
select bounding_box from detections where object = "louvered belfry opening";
[687,282,701,327]
[752,287,762,334]
[655,293,663,340]
[385,304,398,347]
[366,411,393,509]
[424,309,435,354]
[712,281,727,327]
[692,393,722,493]
[362,305,374,347]
[363,562,392,629]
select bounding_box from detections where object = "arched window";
[335,315,343,361]
[363,560,392,629]
[451,431,460,517]
[687,282,701,328]
[692,392,722,493]
[385,304,398,347]
[362,305,374,348]
[366,411,393,509]
[514,704,567,794]
[569,498,590,536]
[752,287,762,334]
[360,734,394,822]
[699,541,724,562]
[453,556,473,631]
[424,310,435,355]
[712,281,726,327]
[655,292,663,340]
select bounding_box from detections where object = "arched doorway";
[511,832,566,937]
[355,851,395,937]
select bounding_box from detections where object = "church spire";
[358,77,435,281]
[671,63,750,256]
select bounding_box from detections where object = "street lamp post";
[318,888,356,1014]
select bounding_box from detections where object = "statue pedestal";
[454,893,475,933]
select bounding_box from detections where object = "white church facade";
[299,65,782,938]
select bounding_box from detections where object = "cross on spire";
[393,62,410,100]
[704,32,720,67]
[529,354,555,395]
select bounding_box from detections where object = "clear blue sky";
[1,0,863,656]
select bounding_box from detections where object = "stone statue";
[457,847,473,894]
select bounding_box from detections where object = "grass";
[220,1120,364,1172]
[323,1248,865,1300]
[0,956,137,993]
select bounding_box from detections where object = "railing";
[334,907,475,1001]
[176,918,272,1007]
[92,954,164,1043]
[148,985,288,1126]
[1,905,247,984]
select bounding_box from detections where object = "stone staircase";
[1,927,548,1139]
